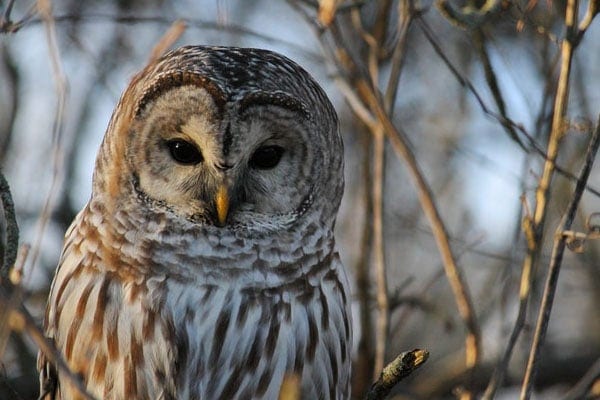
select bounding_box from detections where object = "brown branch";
[417,16,600,198]
[561,356,600,400]
[290,4,481,394]
[353,128,375,396]
[26,0,69,273]
[366,1,394,379]
[0,0,37,33]
[13,13,324,63]
[520,113,600,399]
[372,126,387,378]
[383,0,416,114]
[365,349,429,400]
[518,0,581,397]
[473,30,527,150]
[0,289,97,400]
[356,79,481,398]
[0,169,95,399]
[147,19,187,64]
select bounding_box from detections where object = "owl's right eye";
[166,140,203,165]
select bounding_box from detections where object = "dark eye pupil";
[167,140,203,165]
[250,145,284,170]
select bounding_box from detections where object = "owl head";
[93,46,343,232]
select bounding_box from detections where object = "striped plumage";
[38,46,351,399]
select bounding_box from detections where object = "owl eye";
[166,139,203,165]
[250,145,284,170]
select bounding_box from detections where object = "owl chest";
[51,247,350,399]
[164,275,350,399]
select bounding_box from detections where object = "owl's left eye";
[166,140,203,165]
[250,145,284,170]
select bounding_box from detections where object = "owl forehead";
[135,46,331,118]
[156,46,313,95]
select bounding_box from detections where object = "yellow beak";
[215,185,229,226]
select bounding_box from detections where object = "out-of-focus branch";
[383,0,416,113]
[290,3,481,396]
[561,356,600,400]
[365,349,429,400]
[436,0,501,29]
[372,127,387,378]
[0,44,19,162]
[0,290,97,400]
[473,31,526,150]
[520,113,600,399]
[518,1,581,398]
[353,127,375,396]
[26,0,69,274]
[0,173,18,279]
[0,0,37,33]
[0,169,95,399]
[417,17,600,198]
[364,1,394,380]
[147,19,187,63]
[16,13,324,62]
[356,80,481,399]
[575,0,600,44]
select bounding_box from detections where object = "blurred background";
[1,0,599,399]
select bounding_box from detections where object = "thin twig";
[383,0,415,114]
[356,79,481,396]
[561,356,600,400]
[147,19,187,63]
[27,0,69,275]
[575,0,600,44]
[365,1,394,379]
[372,127,387,378]
[0,288,97,400]
[354,127,375,396]
[365,349,429,400]
[0,170,94,399]
[473,30,527,150]
[417,16,600,198]
[520,113,600,399]
[518,1,580,397]
[291,3,482,391]
[16,13,323,63]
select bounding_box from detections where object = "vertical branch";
[354,128,375,396]
[27,0,69,272]
[372,126,387,378]
[383,0,414,113]
[518,1,579,398]
[356,80,481,399]
[520,114,600,398]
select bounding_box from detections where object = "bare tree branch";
[561,356,600,400]
[356,80,481,397]
[520,113,600,399]
[518,0,582,397]
[26,0,69,274]
[365,349,429,400]
[417,16,600,198]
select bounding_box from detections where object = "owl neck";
[85,194,337,276]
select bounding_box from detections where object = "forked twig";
[356,80,481,396]
[520,115,600,399]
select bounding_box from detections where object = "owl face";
[129,84,314,226]
[96,46,344,231]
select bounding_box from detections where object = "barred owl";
[38,45,351,399]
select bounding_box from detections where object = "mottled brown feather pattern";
[39,45,351,400]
